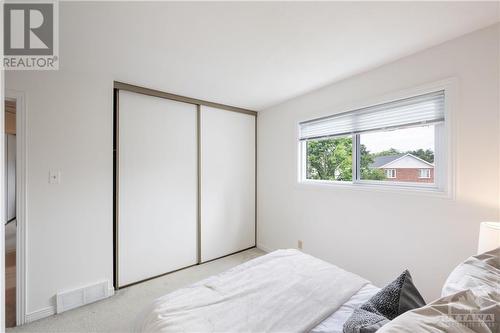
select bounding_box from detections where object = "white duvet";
[311,284,379,333]
[138,249,368,332]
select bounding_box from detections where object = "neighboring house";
[370,153,434,183]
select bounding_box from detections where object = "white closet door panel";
[201,106,255,262]
[118,91,197,287]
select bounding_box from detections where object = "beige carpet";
[7,248,265,333]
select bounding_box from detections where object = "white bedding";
[311,284,379,333]
[138,249,368,332]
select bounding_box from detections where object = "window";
[359,125,435,183]
[299,90,446,191]
[419,169,431,179]
[385,169,396,178]
[306,136,352,181]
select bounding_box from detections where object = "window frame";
[385,169,397,179]
[297,79,456,197]
[419,169,431,179]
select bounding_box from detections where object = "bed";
[137,249,379,332]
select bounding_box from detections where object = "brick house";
[370,153,434,183]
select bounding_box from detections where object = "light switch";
[49,170,61,184]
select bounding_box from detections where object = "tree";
[372,148,401,158]
[306,138,352,181]
[371,148,434,163]
[360,144,386,180]
[407,149,434,163]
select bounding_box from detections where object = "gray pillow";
[343,308,389,333]
[343,270,426,333]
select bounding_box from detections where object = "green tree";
[407,148,434,163]
[372,148,401,158]
[306,137,352,181]
[360,144,386,180]
[371,148,434,163]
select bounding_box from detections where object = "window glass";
[419,169,431,178]
[306,137,352,181]
[359,125,435,183]
[385,169,396,178]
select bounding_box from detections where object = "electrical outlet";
[298,240,303,250]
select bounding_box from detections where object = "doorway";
[4,98,16,328]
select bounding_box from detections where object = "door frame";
[5,89,27,326]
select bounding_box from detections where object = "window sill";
[296,179,451,198]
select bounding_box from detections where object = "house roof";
[370,154,405,168]
[370,153,434,169]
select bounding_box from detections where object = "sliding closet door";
[200,106,255,262]
[118,91,197,287]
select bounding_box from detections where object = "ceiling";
[61,1,499,110]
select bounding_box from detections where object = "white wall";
[257,24,500,301]
[6,3,117,313]
[4,71,114,315]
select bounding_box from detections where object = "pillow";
[342,308,389,333]
[377,289,500,333]
[442,247,500,299]
[343,270,426,333]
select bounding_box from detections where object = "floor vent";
[56,280,111,313]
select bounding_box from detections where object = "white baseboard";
[25,306,56,323]
[256,243,274,253]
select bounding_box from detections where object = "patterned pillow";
[343,270,426,333]
[343,308,389,333]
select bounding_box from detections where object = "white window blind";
[299,90,445,141]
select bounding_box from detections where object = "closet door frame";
[113,81,257,290]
